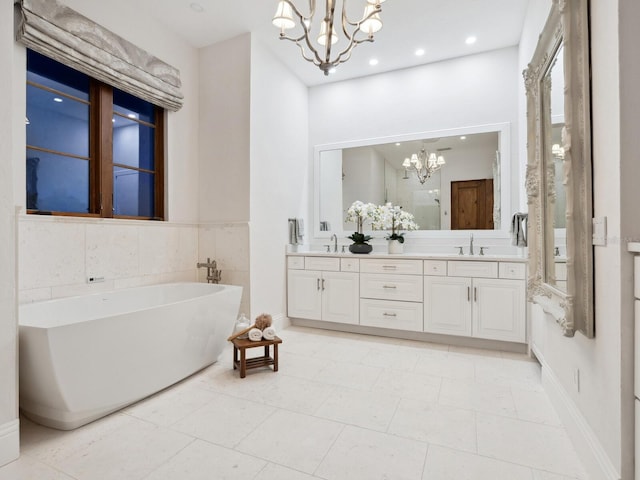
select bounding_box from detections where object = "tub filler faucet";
[197,258,222,284]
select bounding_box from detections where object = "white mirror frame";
[313,123,512,240]
[524,0,593,338]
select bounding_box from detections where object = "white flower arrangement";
[345,201,377,234]
[372,203,419,243]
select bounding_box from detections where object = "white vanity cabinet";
[424,260,526,342]
[287,257,359,325]
[286,253,527,345]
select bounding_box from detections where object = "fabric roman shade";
[15,0,184,111]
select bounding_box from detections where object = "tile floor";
[1,326,589,480]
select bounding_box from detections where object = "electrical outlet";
[573,367,580,392]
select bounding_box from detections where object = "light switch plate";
[592,217,607,246]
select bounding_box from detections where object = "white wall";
[309,47,521,245]
[0,0,19,467]
[197,35,252,315]
[198,35,251,224]
[249,37,309,323]
[524,1,627,479]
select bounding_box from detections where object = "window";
[26,50,165,219]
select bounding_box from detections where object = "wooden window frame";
[26,60,165,220]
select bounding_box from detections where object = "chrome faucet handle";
[455,246,464,255]
[324,245,331,253]
[341,245,346,253]
[479,246,488,256]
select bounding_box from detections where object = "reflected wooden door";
[451,179,494,230]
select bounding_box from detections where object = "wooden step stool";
[231,336,282,378]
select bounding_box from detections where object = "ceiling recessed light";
[189,2,204,13]
[460,136,467,140]
[395,142,401,146]
[53,97,63,103]
[369,58,379,66]
[415,48,425,56]
[465,36,477,45]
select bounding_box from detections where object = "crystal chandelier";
[402,146,446,185]
[272,0,387,76]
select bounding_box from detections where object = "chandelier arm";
[332,35,373,66]
[280,0,325,66]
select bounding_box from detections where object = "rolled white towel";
[262,326,276,341]
[248,328,263,342]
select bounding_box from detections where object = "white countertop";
[286,251,528,263]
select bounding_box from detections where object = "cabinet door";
[287,270,321,320]
[472,278,526,342]
[322,271,359,324]
[424,276,472,336]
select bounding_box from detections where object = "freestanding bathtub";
[19,282,242,430]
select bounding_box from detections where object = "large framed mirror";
[314,123,511,239]
[524,0,593,337]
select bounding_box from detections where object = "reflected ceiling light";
[395,142,401,146]
[369,58,379,66]
[460,135,466,140]
[53,97,63,102]
[328,67,337,74]
[25,117,30,125]
[415,48,425,56]
[127,113,137,119]
[402,145,446,185]
[272,0,387,76]
[465,36,477,45]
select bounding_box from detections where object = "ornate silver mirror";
[524,0,593,337]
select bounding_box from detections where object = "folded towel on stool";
[248,328,263,342]
[262,326,276,341]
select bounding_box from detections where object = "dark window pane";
[113,88,155,124]
[113,118,155,170]
[26,50,89,101]
[114,168,154,217]
[26,149,89,213]
[27,85,90,158]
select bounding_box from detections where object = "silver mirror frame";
[524,0,593,337]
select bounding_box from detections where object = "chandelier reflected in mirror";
[402,146,446,185]
[272,0,387,75]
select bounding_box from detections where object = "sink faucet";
[330,233,338,253]
[469,233,474,256]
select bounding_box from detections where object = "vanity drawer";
[287,256,305,270]
[341,258,360,272]
[499,262,526,280]
[360,273,423,302]
[360,299,423,332]
[360,259,423,275]
[448,261,498,278]
[305,256,340,271]
[424,260,447,276]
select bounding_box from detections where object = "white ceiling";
[136,0,529,86]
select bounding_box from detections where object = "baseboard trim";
[0,418,19,467]
[534,347,620,480]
